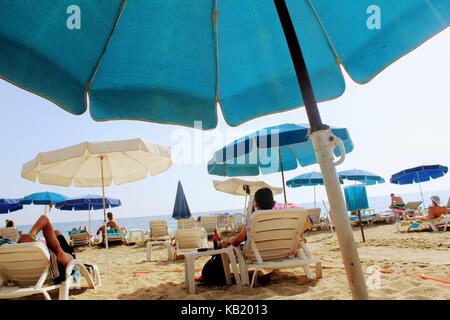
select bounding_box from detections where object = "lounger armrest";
[65,259,96,289]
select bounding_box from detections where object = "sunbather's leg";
[19,215,74,268]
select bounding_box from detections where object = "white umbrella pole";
[314,185,316,208]
[417,172,425,210]
[278,149,288,204]
[274,0,368,299]
[311,130,368,299]
[100,156,110,280]
[88,209,91,237]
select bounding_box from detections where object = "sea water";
[13,189,449,237]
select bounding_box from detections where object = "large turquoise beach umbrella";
[208,123,353,204]
[2,0,449,299]
[20,191,69,214]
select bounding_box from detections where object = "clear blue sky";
[1,29,449,226]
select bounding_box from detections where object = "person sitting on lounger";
[96,211,126,236]
[390,193,406,209]
[407,195,449,221]
[221,187,275,248]
[0,215,76,283]
[5,219,14,228]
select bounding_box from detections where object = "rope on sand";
[317,265,450,285]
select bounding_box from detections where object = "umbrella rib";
[305,0,341,64]
[84,0,128,105]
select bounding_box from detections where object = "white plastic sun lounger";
[198,215,218,236]
[233,208,322,287]
[0,228,20,242]
[0,242,101,300]
[170,228,208,261]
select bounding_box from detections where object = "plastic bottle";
[213,229,221,249]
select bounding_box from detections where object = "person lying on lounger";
[0,215,76,283]
[407,195,449,221]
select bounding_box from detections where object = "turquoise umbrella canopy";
[20,192,69,205]
[338,169,385,186]
[0,1,448,129]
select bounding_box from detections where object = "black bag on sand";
[201,254,227,285]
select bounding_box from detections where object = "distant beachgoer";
[0,215,76,283]
[96,212,126,236]
[197,216,202,222]
[5,219,14,228]
[390,193,406,209]
[407,195,449,221]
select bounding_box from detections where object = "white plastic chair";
[0,242,101,300]
[233,208,322,287]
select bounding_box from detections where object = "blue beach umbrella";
[287,171,344,208]
[20,192,69,214]
[56,195,122,234]
[390,164,448,207]
[208,123,353,203]
[172,181,192,220]
[338,169,385,186]
[2,0,449,299]
[0,199,24,214]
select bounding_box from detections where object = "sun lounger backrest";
[0,228,20,242]
[199,216,217,234]
[0,242,50,286]
[245,208,308,263]
[174,228,207,249]
[150,220,169,238]
[306,208,321,225]
[177,218,195,230]
[406,201,422,210]
[232,213,245,229]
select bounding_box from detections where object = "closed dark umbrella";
[172,181,192,220]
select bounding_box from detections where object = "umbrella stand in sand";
[21,138,172,279]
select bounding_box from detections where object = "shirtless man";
[96,212,126,236]
[390,193,405,209]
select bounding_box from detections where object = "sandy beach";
[20,223,449,300]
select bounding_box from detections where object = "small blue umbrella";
[56,195,122,233]
[0,199,24,214]
[20,192,69,214]
[209,123,353,203]
[287,171,344,208]
[338,169,385,186]
[172,181,192,220]
[390,164,448,207]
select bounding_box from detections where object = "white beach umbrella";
[213,177,283,213]
[21,138,172,278]
[213,177,283,197]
